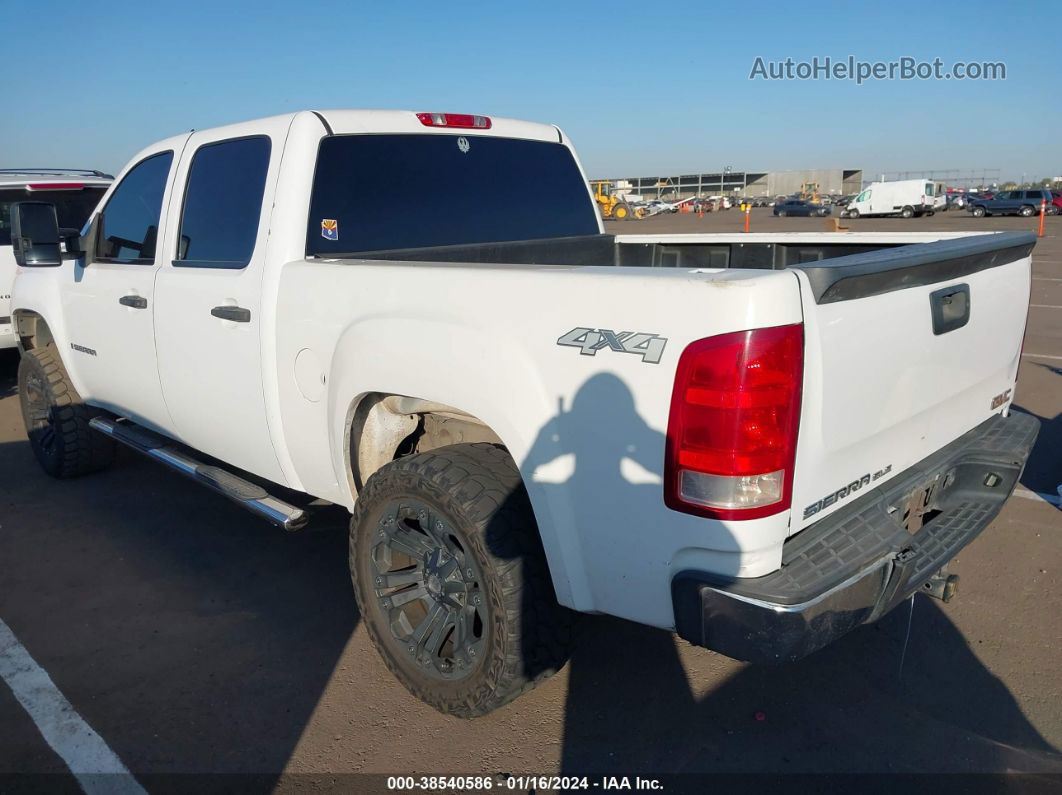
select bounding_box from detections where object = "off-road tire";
[350,443,574,718]
[612,203,630,220]
[18,343,115,478]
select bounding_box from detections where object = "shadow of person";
[514,373,701,768]
[521,372,674,612]
[510,372,1060,776]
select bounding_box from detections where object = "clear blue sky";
[4,0,1057,182]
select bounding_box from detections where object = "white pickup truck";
[0,169,112,348]
[8,110,1039,717]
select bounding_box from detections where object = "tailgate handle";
[929,284,970,335]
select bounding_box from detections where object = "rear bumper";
[672,411,1040,663]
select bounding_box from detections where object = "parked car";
[773,198,830,217]
[1049,191,1062,214]
[9,108,1038,718]
[645,199,678,214]
[0,169,112,349]
[967,189,1055,218]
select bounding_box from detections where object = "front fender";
[11,266,85,394]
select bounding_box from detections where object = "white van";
[842,179,938,219]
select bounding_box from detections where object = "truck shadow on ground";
[0,377,359,783]
[558,605,1061,774]
[1015,369,1062,505]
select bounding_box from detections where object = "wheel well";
[12,311,53,352]
[347,393,504,494]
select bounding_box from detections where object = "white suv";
[0,169,112,348]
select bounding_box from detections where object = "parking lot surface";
[1,211,1060,789]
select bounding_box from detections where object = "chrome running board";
[89,416,309,531]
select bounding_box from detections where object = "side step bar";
[89,417,309,531]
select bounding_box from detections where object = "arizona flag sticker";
[321,218,339,241]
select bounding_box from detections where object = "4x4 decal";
[557,327,667,364]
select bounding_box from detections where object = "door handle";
[119,295,148,309]
[211,305,251,323]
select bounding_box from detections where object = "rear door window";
[174,136,271,268]
[307,134,599,255]
[96,152,173,263]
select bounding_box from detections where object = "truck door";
[59,141,186,431]
[152,122,287,484]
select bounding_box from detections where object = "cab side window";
[174,136,271,269]
[96,151,173,264]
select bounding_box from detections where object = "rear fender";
[327,316,593,611]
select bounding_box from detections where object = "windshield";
[306,134,599,255]
[0,187,107,246]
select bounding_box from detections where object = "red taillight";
[664,324,804,520]
[26,183,84,191]
[416,112,492,129]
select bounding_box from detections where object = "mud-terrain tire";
[350,443,573,717]
[18,343,115,478]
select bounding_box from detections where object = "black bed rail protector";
[791,231,1036,304]
[322,233,617,267]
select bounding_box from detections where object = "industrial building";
[606,168,864,200]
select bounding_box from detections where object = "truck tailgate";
[789,231,1035,532]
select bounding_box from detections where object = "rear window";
[306,134,598,256]
[0,187,107,246]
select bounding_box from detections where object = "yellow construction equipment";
[589,180,633,220]
[799,182,821,203]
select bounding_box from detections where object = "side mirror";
[10,202,62,267]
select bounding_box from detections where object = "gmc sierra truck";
[8,110,1038,717]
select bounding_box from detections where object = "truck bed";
[336,230,1034,304]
